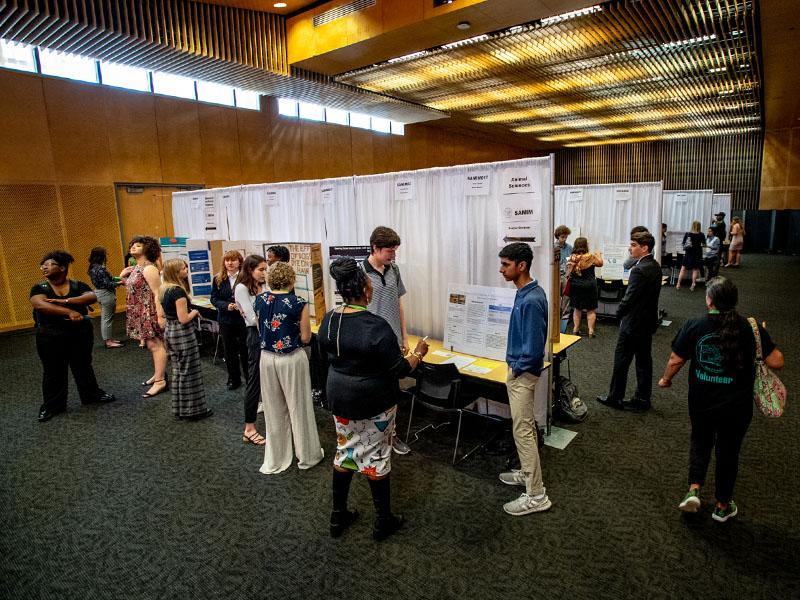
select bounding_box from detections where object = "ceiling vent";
[314,0,376,27]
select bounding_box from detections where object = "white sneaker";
[392,436,411,455]
[503,492,552,516]
[498,469,526,487]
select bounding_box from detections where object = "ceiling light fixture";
[457,21,471,30]
[273,2,287,7]
[540,5,602,27]
[662,34,716,49]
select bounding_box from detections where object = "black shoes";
[596,395,624,410]
[330,509,359,538]
[373,513,405,541]
[623,398,652,412]
[226,381,242,391]
[38,406,64,422]
[84,392,116,405]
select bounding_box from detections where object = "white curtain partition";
[662,189,713,236]
[712,193,732,223]
[351,158,554,340]
[554,182,663,260]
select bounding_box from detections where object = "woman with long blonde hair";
[211,250,248,390]
[159,258,212,420]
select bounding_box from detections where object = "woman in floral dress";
[121,236,168,398]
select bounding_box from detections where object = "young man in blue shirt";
[498,242,552,516]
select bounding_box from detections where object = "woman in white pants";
[254,261,323,474]
[88,247,123,348]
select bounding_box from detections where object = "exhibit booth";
[554,181,664,275]
[662,189,714,254]
[712,193,732,222]
[173,157,558,429]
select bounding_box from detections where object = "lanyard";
[344,304,367,312]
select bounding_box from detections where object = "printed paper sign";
[320,186,334,204]
[567,188,584,202]
[204,196,218,232]
[395,179,415,201]
[499,167,542,246]
[464,171,491,196]
[265,190,279,206]
[614,187,632,203]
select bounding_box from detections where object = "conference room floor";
[1,254,798,599]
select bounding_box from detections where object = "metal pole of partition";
[547,153,556,437]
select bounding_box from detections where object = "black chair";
[404,362,502,465]
[596,279,626,318]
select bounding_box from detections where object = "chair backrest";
[598,279,625,302]
[415,362,461,409]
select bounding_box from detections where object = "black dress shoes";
[623,398,652,412]
[596,395,624,410]
[226,381,242,391]
[83,392,117,405]
[38,406,64,422]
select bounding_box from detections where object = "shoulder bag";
[748,317,786,417]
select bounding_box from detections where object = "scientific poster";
[442,283,517,361]
[329,245,370,306]
[601,244,630,280]
[499,166,542,246]
[186,239,213,296]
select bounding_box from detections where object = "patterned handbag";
[748,317,786,417]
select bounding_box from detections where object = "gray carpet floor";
[1,254,798,600]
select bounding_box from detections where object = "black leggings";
[688,403,753,503]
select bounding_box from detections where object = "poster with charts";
[600,244,629,280]
[442,283,517,361]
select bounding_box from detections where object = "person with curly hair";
[30,250,116,422]
[319,258,429,540]
[120,235,168,398]
[255,261,323,473]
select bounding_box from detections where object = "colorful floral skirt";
[333,405,396,477]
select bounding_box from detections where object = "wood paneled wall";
[760,127,800,210]
[554,133,764,211]
[0,68,532,331]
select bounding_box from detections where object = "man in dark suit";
[597,231,662,412]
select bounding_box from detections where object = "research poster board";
[328,245,371,307]
[442,284,517,361]
[160,236,188,263]
[600,244,629,280]
[186,239,213,296]
[666,231,685,255]
[264,242,326,322]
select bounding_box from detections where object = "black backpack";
[556,375,588,423]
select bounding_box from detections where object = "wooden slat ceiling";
[336,0,763,148]
[191,0,322,17]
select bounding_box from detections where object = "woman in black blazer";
[211,250,248,390]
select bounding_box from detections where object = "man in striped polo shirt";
[363,226,412,455]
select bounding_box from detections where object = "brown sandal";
[243,431,266,446]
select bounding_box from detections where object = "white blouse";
[234,282,264,327]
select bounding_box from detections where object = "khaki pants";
[506,371,544,496]
[259,349,323,474]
